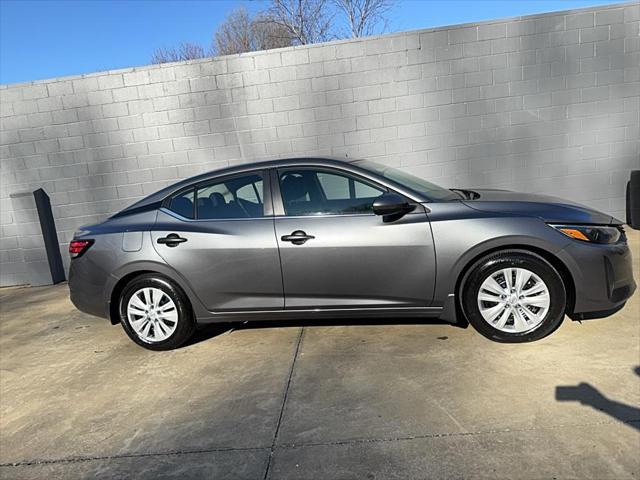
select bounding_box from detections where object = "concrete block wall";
[1,2,639,286]
[7,191,54,286]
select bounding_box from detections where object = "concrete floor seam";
[263,326,306,480]
[273,418,640,451]
[0,446,271,468]
[3,418,637,470]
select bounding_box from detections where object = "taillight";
[69,239,94,258]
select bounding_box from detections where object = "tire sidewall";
[461,251,566,343]
[119,274,194,350]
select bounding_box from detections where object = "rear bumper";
[68,258,110,320]
[559,239,636,320]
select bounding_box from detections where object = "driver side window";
[279,168,385,216]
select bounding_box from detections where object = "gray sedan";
[68,158,636,350]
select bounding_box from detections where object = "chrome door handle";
[281,230,315,245]
[157,233,188,247]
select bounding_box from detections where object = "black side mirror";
[372,192,415,220]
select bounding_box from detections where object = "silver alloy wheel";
[477,267,550,334]
[127,287,178,343]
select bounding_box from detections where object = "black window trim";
[162,169,273,221]
[272,166,393,218]
[111,201,163,219]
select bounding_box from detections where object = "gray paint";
[67,158,636,333]
[1,2,639,286]
[273,212,435,308]
[122,231,143,252]
[152,210,284,311]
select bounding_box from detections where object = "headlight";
[549,224,622,244]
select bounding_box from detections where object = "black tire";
[629,170,640,230]
[460,250,566,343]
[118,274,196,351]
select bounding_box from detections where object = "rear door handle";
[281,230,315,245]
[157,233,188,247]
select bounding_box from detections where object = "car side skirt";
[194,306,445,324]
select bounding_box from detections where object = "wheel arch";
[455,244,576,316]
[106,262,205,325]
[109,270,156,325]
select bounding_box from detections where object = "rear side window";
[195,173,264,219]
[168,173,265,220]
[279,168,385,216]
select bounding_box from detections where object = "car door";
[273,166,436,309]
[152,170,284,312]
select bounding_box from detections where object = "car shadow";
[184,316,465,347]
[555,366,640,431]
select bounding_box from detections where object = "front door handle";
[281,230,315,245]
[157,233,188,247]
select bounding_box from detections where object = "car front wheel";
[461,251,567,343]
[119,274,195,350]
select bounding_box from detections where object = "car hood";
[461,188,621,225]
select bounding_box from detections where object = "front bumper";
[558,238,636,320]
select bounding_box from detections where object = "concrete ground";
[1,231,639,479]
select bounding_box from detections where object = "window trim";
[162,169,272,221]
[272,166,391,218]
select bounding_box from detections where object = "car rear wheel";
[461,251,566,343]
[119,274,195,350]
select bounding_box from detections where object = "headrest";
[197,196,213,209]
[281,175,308,202]
[209,192,226,207]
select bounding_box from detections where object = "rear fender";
[104,235,210,323]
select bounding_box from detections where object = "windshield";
[356,160,459,201]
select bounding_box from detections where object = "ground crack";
[276,418,640,450]
[0,445,270,468]
[262,326,305,480]
[3,418,637,469]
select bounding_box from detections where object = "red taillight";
[69,240,94,258]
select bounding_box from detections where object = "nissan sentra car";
[68,158,636,350]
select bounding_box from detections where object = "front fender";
[428,204,572,306]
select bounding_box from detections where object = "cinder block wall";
[1,2,639,286]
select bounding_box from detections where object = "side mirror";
[372,192,415,219]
